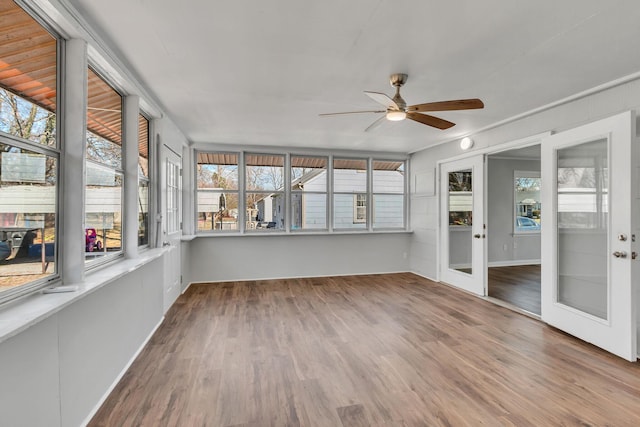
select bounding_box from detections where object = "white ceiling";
[66,0,640,154]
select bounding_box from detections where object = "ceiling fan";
[319,73,484,131]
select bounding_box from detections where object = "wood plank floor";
[89,273,640,427]
[488,265,541,315]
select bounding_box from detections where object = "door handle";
[163,241,171,247]
[474,234,481,239]
[613,251,627,258]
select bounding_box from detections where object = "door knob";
[613,251,627,258]
[474,234,481,239]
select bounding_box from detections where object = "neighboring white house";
[264,168,405,230]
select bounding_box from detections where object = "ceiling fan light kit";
[320,73,484,132]
[386,110,407,121]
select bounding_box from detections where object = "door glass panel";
[448,169,473,274]
[557,138,608,319]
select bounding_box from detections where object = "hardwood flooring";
[488,265,541,315]
[89,273,640,426]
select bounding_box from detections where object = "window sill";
[192,229,413,238]
[0,247,166,345]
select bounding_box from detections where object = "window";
[85,68,123,264]
[514,171,541,233]
[353,194,367,223]
[372,160,405,229]
[291,156,327,230]
[197,152,239,231]
[195,151,408,234]
[246,154,285,231]
[0,0,59,302]
[333,158,367,229]
[138,115,150,246]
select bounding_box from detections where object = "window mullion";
[238,151,246,233]
[284,153,291,232]
[367,157,373,231]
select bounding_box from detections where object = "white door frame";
[436,133,549,295]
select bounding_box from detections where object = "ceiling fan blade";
[319,110,385,117]
[364,115,386,132]
[364,91,399,109]
[408,98,484,112]
[407,112,455,130]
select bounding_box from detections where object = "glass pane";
[334,158,367,192]
[0,143,57,289]
[87,69,122,168]
[373,160,404,193]
[557,138,608,319]
[197,191,239,231]
[448,170,473,274]
[515,175,541,232]
[246,154,284,191]
[85,164,122,262]
[334,193,366,229]
[138,115,149,179]
[292,156,327,191]
[138,180,149,246]
[292,192,327,230]
[166,160,180,234]
[0,1,57,147]
[246,192,284,230]
[197,152,238,191]
[373,194,404,229]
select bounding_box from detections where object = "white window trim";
[194,148,409,235]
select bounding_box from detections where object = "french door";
[541,111,637,361]
[440,155,486,295]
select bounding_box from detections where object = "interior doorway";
[486,144,541,316]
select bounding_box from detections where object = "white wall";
[0,256,164,427]
[187,233,411,283]
[410,76,640,280]
[487,157,541,265]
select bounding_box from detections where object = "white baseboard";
[186,269,410,286]
[488,259,541,267]
[80,316,165,427]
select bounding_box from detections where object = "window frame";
[196,151,240,233]
[290,155,328,232]
[194,150,408,235]
[353,193,367,223]
[333,157,369,231]
[137,113,151,247]
[0,3,62,304]
[84,65,126,268]
[372,159,406,230]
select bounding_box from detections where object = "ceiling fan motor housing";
[389,74,408,110]
[389,73,408,88]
